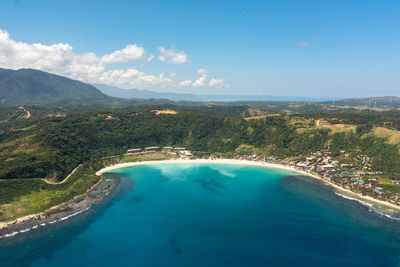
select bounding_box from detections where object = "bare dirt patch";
[151,110,178,115]
[24,110,31,119]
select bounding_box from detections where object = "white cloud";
[180,75,227,88]
[209,78,225,88]
[179,80,192,86]
[0,29,172,89]
[0,29,104,80]
[158,46,187,64]
[146,54,154,62]
[99,68,173,89]
[197,68,208,75]
[193,74,207,87]
[101,44,146,64]
[0,29,227,90]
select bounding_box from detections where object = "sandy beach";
[2,157,399,236]
[97,158,400,212]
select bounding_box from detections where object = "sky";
[0,0,399,97]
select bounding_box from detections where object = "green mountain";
[0,68,109,106]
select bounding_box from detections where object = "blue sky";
[0,0,399,97]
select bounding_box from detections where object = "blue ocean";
[2,163,400,266]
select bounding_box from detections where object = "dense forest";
[1,106,400,181]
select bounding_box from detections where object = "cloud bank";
[0,29,226,90]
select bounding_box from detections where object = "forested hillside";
[1,107,400,181]
[0,68,110,106]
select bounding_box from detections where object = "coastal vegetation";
[0,162,100,221]
[1,105,400,221]
[0,152,176,222]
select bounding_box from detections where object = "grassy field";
[373,127,400,146]
[292,118,400,146]
[244,114,281,120]
[0,164,100,222]
[290,117,357,135]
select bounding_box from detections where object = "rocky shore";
[0,175,119,240]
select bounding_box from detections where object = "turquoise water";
[2,163,400,266]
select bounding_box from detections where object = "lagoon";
[2,163,400,266]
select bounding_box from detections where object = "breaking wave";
[334,192,400,221]
[0,207,91,240]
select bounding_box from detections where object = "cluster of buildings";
[126,146,193,158]
[206,149,400,205]
[283,150,400,204]
[123,146,400,205]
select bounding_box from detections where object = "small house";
[374,187,384,194]
[321,164,335,171]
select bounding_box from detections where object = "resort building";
[184,151,194,158]
[145,146,160,152]
[162,147,174,152]
[127,148,142,154]
[126,148,143,155]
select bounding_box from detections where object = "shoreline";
[0,175,119,238]
[97,158,400,212]
[2,157,399,238]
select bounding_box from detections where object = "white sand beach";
[3,158,399,232]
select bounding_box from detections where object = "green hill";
[0,68,109,106]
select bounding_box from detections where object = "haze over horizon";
[1,0,399,98]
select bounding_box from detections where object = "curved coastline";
[97,158,400,213]
[2,158,399,238]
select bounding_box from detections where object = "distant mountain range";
[93,83,340,102]
[0,68,399,109]
[0,68,109,106]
